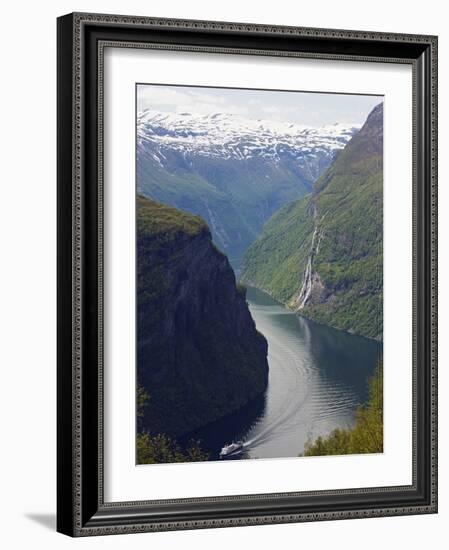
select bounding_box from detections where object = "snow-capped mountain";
[137,110,359,165]
[137,110,361,268]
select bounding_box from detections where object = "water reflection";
[182,286,382,460]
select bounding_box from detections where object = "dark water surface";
[181,286,382,460]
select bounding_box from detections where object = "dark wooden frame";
[57,12,438,537]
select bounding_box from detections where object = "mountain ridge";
[241,102,383,340]
[138,109,360,164]
[137,110,360,267]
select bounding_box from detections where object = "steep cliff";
[241,103,383,340]
[137,196,269,438]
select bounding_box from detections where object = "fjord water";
[181,286,381,460]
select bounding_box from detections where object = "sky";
[137,84,382,127]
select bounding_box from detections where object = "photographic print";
[57,14,437,534]
[136,84,383,464]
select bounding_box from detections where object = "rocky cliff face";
[241,103,383,340]
[137,196,269,438]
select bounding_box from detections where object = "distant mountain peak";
[137,109,364,267]
[137,109,360,163]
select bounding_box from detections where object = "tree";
[303,360,383,456]
[136,384,209,463]
[137,432,209,464]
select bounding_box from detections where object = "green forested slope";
[241,103,383,339]
[137,150,313,268]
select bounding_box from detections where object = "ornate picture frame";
[57,12,437,536]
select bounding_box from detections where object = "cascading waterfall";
[295,210,326,310]
[296,227,317,309]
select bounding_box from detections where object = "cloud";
[137,85,247,117]
[136,84,382,127]
[137,86,195,110]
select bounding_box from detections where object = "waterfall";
[296,226,318,310]
[295,210,327,310]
